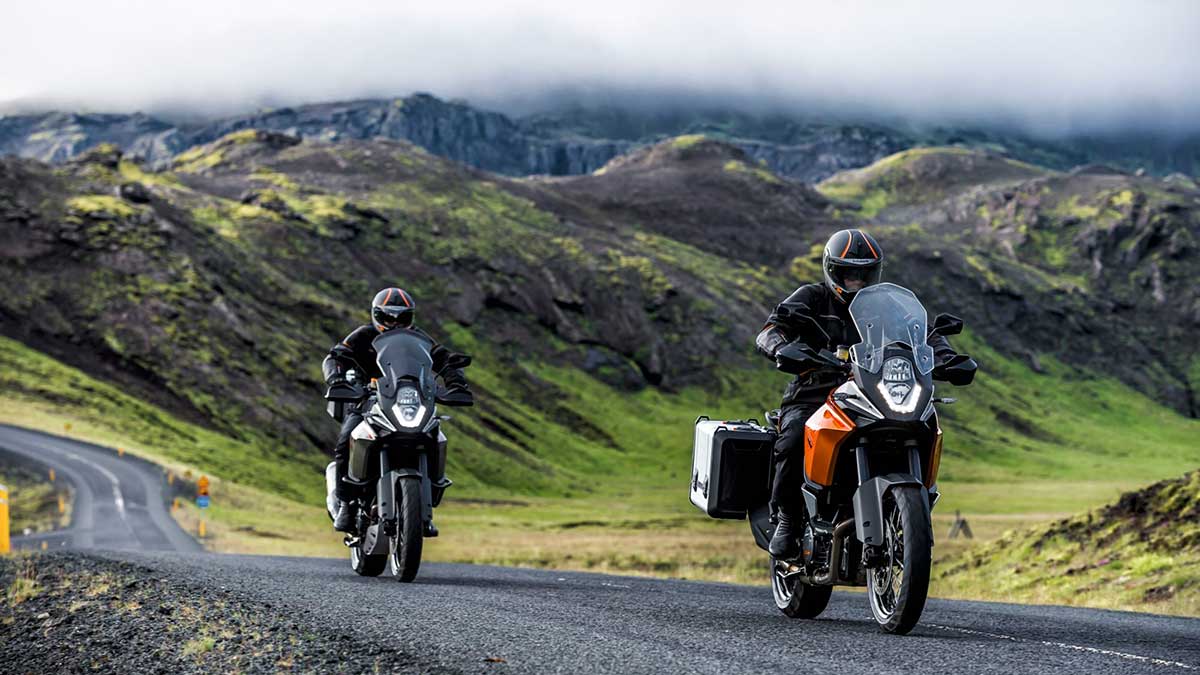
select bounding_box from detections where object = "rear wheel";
[770,558,832,619]
[867,486,932,634]
[389,477,424,582]
[350,503,387,577]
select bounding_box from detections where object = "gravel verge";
[0,552,450,673]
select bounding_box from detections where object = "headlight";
[876,357,922,413]
[392,386,427,428]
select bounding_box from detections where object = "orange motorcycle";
[690,283,976,634]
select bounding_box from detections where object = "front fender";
[852,474,928,546]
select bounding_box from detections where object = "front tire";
[867,486,932,634]
[389,477,424,582]
[770,558,832,619]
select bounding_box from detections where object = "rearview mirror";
[793,315,831,348]
[931,313,964,337]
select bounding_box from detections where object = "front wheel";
[389,477,424,582]
[867,486,932,634]
[770,558,832,619]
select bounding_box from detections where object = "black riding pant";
[770,399,824,516]
[333,407,362,501]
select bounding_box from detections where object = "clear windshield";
[372,329,436,401]
[848,283,935,375]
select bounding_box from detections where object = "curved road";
[3,425,1199,673]
[0,424,199,552]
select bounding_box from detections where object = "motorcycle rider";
[321,287,472,533]
[756,229,958,559]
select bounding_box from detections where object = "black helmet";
[371,287,415,332]
[822,229,883,303]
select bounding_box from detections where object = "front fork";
[852,440,932,568]
[376,449,434,534]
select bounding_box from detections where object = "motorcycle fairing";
[803,397,856,487]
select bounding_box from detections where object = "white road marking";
[928,623,1199,670]
[61,449,128,523]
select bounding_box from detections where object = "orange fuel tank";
[803,398,856,487]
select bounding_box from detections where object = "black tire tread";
[771,558,833,619]
[875,487,932,634]
[391,477,424,582]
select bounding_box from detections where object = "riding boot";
[333,501,358,533]
[769,511,800,559]
[332,445,358,533]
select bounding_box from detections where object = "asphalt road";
[4,426,1199,674]
[0,424,200,552]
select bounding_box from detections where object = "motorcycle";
[323,328,473,582]
[690,282,976,634]
[764,282,976,633]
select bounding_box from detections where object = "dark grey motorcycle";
[324,328,472,582]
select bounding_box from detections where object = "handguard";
[436,385,474,407]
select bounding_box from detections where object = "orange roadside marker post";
[118,447,125,457]
[48,469,55,483]
[57,494,65,515]
[0,483,9,555]
[196,476,211,539]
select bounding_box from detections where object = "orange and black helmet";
[822,229,883,303]
[371,287,415,332]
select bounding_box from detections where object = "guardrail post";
[0,483,9,554]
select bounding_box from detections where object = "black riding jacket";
[756,284,956,405]
[321,325,467,388]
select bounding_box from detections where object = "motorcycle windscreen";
[372,330,437,402]
[847,283,935,375]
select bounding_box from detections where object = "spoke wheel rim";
[390,527,403,569]
[870,502,905,620]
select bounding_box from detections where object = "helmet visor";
[375,306,414,329]
[828,262,882,293]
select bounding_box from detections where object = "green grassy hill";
[937,469,1200,616]
[1,133,1197,600]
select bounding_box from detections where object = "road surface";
[2,424,1197,673]
[0,424,199,552]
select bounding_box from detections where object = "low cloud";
[2,1,1198,135]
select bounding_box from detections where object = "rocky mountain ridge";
[3,94,1198,183]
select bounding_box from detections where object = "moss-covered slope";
[0,133,1197,507]
[936,470,1200,616]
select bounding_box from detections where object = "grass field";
[0,463,70,536]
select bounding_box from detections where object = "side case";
[690,417,775,519]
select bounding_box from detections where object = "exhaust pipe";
[814,518,856,586]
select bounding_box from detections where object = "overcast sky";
[2,1,1198,135]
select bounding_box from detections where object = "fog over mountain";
[2,1,1198,137]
